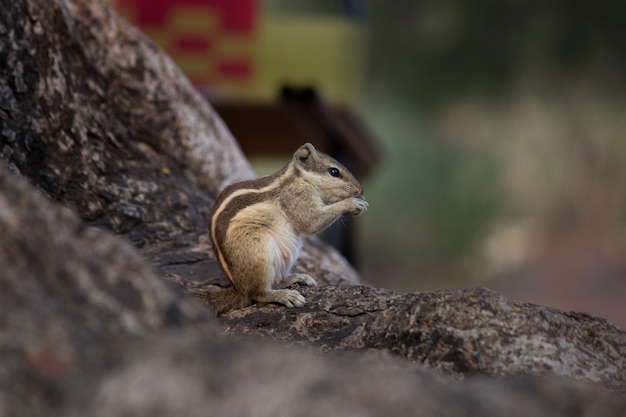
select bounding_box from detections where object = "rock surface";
[1,1,626,416]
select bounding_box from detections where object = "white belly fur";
[266,215,302,285]
[228,201,302,288]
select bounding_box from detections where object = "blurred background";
[113,0,626,328]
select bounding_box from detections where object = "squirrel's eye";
[328,167,341,178]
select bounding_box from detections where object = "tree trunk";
[0,0,361,288]
[1,1,625,416]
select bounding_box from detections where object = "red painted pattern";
[115,0,258,31]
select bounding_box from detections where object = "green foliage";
[366,0,626,109]
[359,104,502,287]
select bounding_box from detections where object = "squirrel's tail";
[202,287,252,315]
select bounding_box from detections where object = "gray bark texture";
[1,0,625,416]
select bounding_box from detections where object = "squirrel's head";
[292,143,363,203]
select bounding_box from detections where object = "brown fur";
[208,143,367,314]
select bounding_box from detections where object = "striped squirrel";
[208,143,368,314]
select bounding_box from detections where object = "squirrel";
[207,143,368,314]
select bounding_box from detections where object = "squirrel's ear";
[294,143,316,163]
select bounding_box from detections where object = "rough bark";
[1,0,626,416]
[3,166,626,417]
[64,329,626,417]
[222,285,626,391]
[0,164,209,415]
[0,0,361,287]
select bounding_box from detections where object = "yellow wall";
[252,15,363,103]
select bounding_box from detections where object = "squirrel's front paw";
[351,196,368,216]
